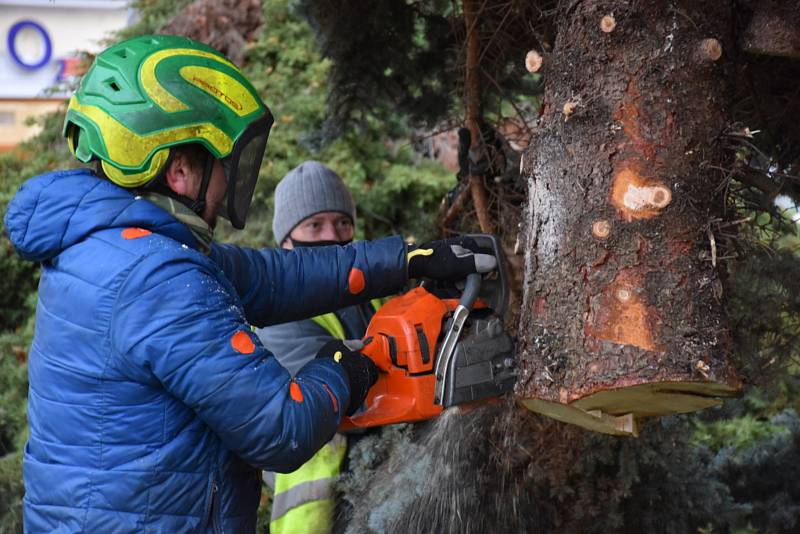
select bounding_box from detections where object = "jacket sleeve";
[256,320,332,378]
[209,235,407,327]
[110,251,349,473]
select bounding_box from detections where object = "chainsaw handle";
[464,234,509,316]
[460,273,482,310]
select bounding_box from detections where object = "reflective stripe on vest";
[270,433,347,534]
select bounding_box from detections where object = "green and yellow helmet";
[64,34,273,228]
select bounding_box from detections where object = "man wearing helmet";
[4,36,496,533]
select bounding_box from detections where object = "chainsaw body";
[340,235,516,430]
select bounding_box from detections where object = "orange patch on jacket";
[121,227,152,239]
[230,331,255,354]
[322,383,339,413]
[290,381,304,403]
[348,268,366,294]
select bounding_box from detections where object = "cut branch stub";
[525,50,543,72]
[591,219,611,239]
[600,15,616,33]
[696,38,723,62]
[562,100,578,120]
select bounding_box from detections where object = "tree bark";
[516,0,742,436]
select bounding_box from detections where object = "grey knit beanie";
[272,161,356,244]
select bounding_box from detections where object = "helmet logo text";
[191,76,242,111]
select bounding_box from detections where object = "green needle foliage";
[218,0,454,247]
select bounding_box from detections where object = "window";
[0,111,15,126]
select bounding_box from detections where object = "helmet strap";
[189,151,214,216]
[139,150,215,218]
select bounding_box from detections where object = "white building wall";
[0,0,131,149]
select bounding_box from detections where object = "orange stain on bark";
[610,164,672,221]
[610,80,673,221]
[532,297,547,318]
[585,268,664,352]
[613,80,658,162]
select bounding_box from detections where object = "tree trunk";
[516,0,742,436]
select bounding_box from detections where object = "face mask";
[289,238,353,248]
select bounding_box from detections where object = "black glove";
[407,236,497,281]
[316,339,378,416]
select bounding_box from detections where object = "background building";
[0,0,132,151]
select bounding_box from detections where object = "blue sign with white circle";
[7,20,52,71]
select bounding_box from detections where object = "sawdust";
[339,402,546,533]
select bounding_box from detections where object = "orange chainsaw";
[340,234,516,430]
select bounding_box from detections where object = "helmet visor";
[224,112,273,229]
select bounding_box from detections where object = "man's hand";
[407,236,497,281]
[315,339,378,415]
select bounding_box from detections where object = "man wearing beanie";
[271,160,358,250]
[257,161,377,533]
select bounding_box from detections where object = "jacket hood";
[4,169,197,262]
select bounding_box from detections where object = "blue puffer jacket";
[3,169,407,533]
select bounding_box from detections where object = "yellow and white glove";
[407,236,497,281]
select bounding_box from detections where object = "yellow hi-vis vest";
[270,433,346,534]
[270,299,382,534]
